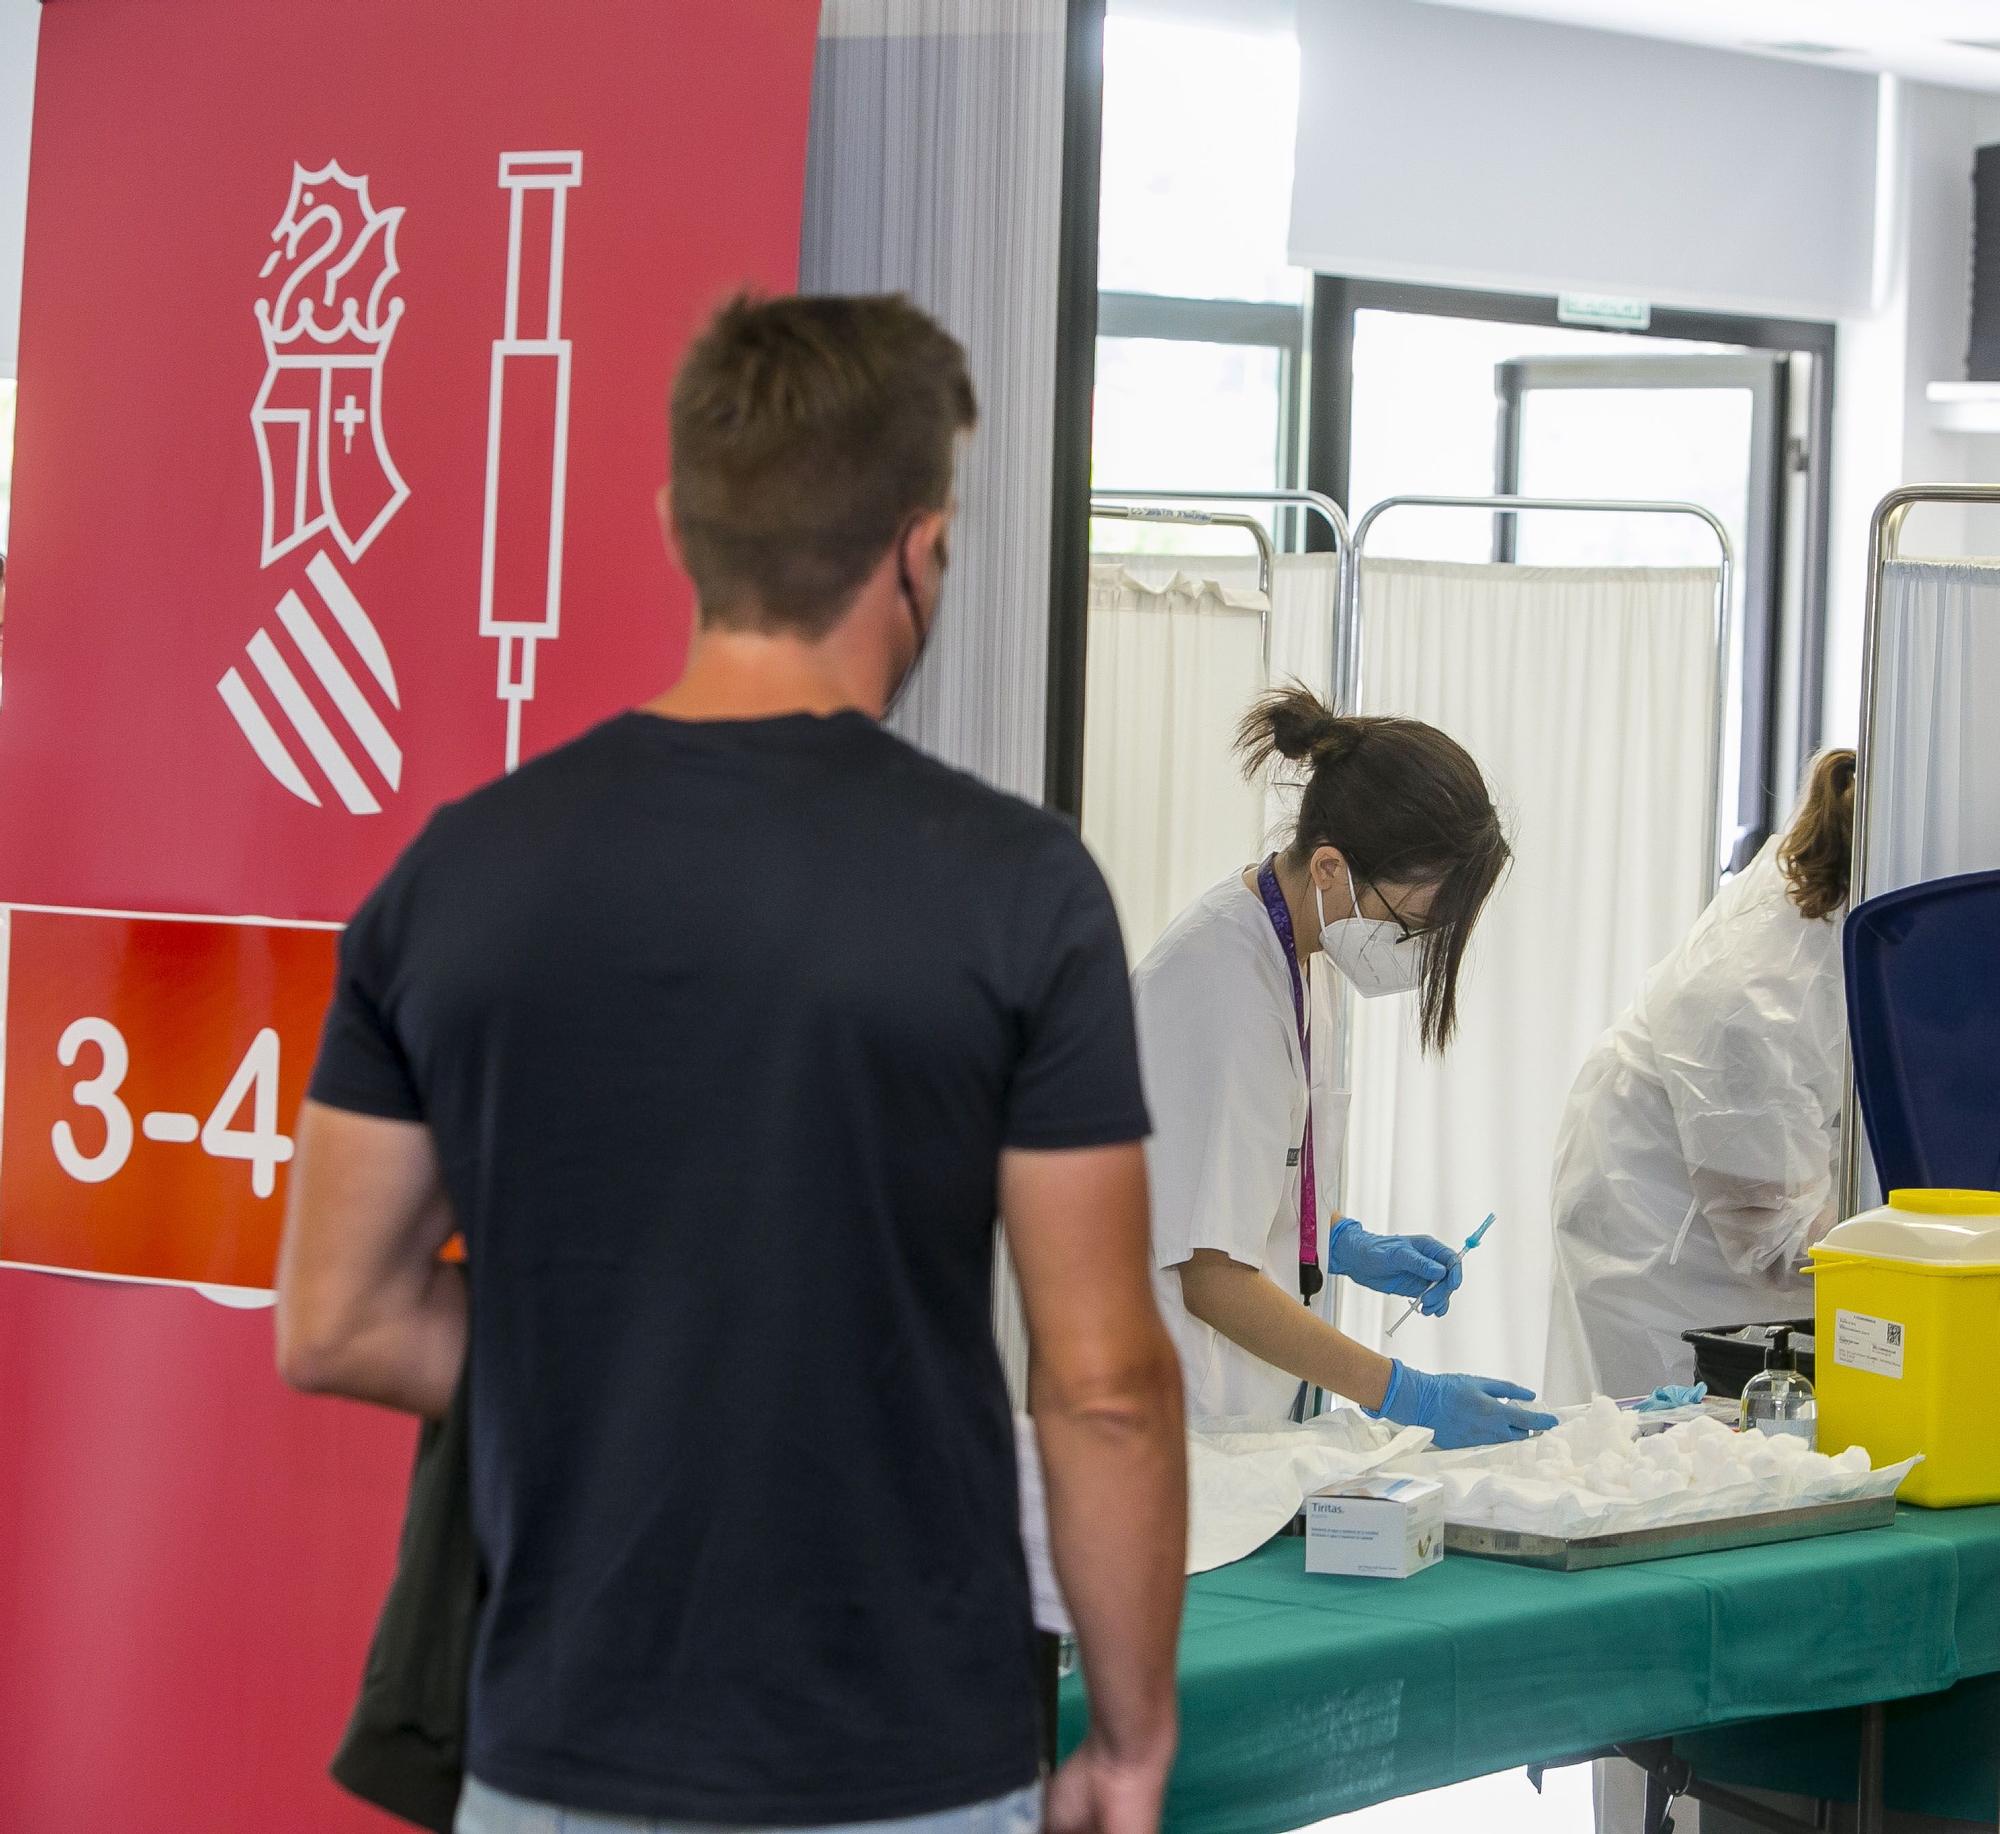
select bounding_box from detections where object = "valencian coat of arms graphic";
[224,161,408,815]
[251,161,409,566]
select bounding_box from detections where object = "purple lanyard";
[1256,858,1324,1300]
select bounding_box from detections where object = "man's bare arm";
[275,1101,465,1418]
[1003,1141,1185,1834]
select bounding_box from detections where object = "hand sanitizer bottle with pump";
[1739,1326,1817,1445]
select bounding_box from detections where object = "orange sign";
[0,909,339,1288]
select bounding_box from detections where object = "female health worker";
[1133,686,1558,1448]
[1544,749,1856,1402]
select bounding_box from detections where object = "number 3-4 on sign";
[52,1017,295,1198]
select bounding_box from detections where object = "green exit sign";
[1557,293,1653,331]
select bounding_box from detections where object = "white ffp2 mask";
[1317,863,1425,1000]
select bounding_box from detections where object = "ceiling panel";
[1408,0,2000,92]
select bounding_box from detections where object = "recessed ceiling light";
[1746,41,1856,58]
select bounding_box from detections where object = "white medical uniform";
[1133,872,1349,1424]
[1544,841,1846,1404]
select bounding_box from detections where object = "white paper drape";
[1863,559,2000,897]
[1097,549,1340,705]
[1337,559,1720,1389]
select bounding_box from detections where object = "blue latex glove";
[1325,1218,1463,1314]
[1633,1382,1708,1413]
[1371,1362,1559,1449]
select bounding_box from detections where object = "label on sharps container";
[1834,1308,1906,1379]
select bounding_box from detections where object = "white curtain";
[1081,566,1267,963]
[1097,548,1339,705]
[1863,559,2000,896]
[801,0,1067,804]
[1085,549,1341,958]
[800,0,1073,1399]
[1337,559,1720,1390]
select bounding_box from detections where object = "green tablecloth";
[1057,1507,2000,1834]
[1674,1674,2000,1824]
[1672,1507,2000,1822]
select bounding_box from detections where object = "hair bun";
[1235,683,1343,773]
[1308,721,1358,765]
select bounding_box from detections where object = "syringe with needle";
[1384,1213,1496,1339]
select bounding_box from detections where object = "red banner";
[0,0,820,1278]
[0,1272,416,1834]
[0,0,818,923]
[0,3,821,1828]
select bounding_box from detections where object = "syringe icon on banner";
[479,150,583,772]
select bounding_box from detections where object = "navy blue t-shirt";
[309,711,1149,1824]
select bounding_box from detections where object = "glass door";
[1494,352,1787,869]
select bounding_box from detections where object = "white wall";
[1290,0,1882,320]
[1273,0,2000,756]
[0,0,39,380]
[1823,81,2000,745]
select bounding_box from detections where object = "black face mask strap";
[895,541,926,646]
[886,518,936,719]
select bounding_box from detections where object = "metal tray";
[1444,1493,1898,1571]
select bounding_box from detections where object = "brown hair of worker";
[1236,684,1511,1054]
[1778,747,1857,921]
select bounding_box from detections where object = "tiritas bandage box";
[1304,1475,1444,1578]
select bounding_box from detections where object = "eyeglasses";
[1367,880,1437,945]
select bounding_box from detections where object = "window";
[1346,311,1739,561]
[1092,302,1301,557]
[1313,281,1835,854]
[1091,13,1307,556]
[1096,14,1302,307]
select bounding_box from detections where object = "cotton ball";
[1522,1439,1570,1476]
[1564,1397,1632,1462]
[1690,1437,1738,1486]
[1626,1467,1681,1502]
[1832,1446,1873,1476]
[1662,1459,1697,1493]
[1589,1450,1646,1497]
[1744,1442,1788,1481]
[1679,1415,1739,1449]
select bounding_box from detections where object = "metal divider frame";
[1087,488,1353,694]
[1348,494,1736,914]
[1837,482,2000,1216]
[1088,501,1277,670]
[1336,496,1734,1297]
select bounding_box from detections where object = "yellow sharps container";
[1810,1189,2000,1507]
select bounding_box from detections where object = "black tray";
[1681,1318,1815,1400]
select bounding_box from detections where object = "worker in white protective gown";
[1545,749,1856,1404]
[1134,685,1558,1448]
